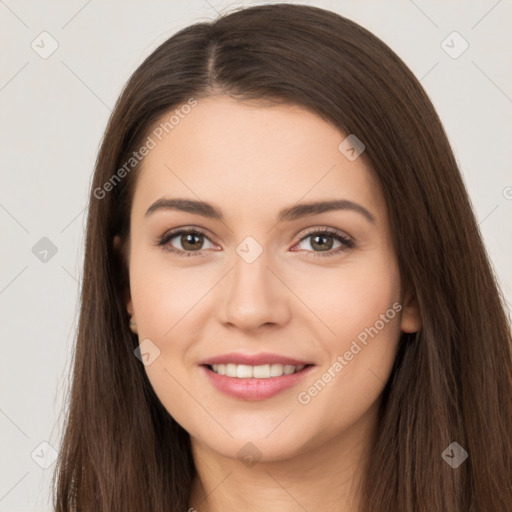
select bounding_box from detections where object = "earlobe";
[127,298,137,333]
[127,298,134,317]
[400,292,422,333]
[128,316,138,334]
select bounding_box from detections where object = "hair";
[52,3,512,511]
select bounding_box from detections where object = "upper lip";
[200,352,314,367]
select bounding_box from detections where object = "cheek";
[292,254,402,400]
[293,255,401,344]
[295,267,402,424]
[129,250,213,339]
[128,253,210,429]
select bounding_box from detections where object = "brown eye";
[177,232,205,251]
[309,233,336,251]
[293,228,354,257]
[158,229,215,256]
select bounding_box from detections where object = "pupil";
[313,234,332,251]
[183,233,201,250]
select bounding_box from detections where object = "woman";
[52,3,512,511]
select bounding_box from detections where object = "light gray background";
[1,0,511,510]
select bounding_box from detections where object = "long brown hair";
[52,4,512,511]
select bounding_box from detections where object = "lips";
[199,352,316,400]
[201,363,314,400]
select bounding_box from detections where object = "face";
[119,95,420,462]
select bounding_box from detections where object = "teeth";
[237,364,253,378]
[210,363,306,378]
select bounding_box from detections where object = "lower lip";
[201,365,315,401]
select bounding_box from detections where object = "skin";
[116,95,421,512]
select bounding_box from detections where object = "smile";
[201,363,314,401]
[209,363,307,378]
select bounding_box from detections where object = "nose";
[219,246,291,332]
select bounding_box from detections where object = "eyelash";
[156,226,354,258]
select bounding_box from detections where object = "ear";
[113,235,134,317]
[113,234,122,251]
[400,290,422,333]
[126,296,134,317]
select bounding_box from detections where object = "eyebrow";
[145,197,376,224]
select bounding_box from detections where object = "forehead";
[132,95,384,221]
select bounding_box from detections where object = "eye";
[292,227,354,257]
[157,228,216,257]
[156,226,354,258]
